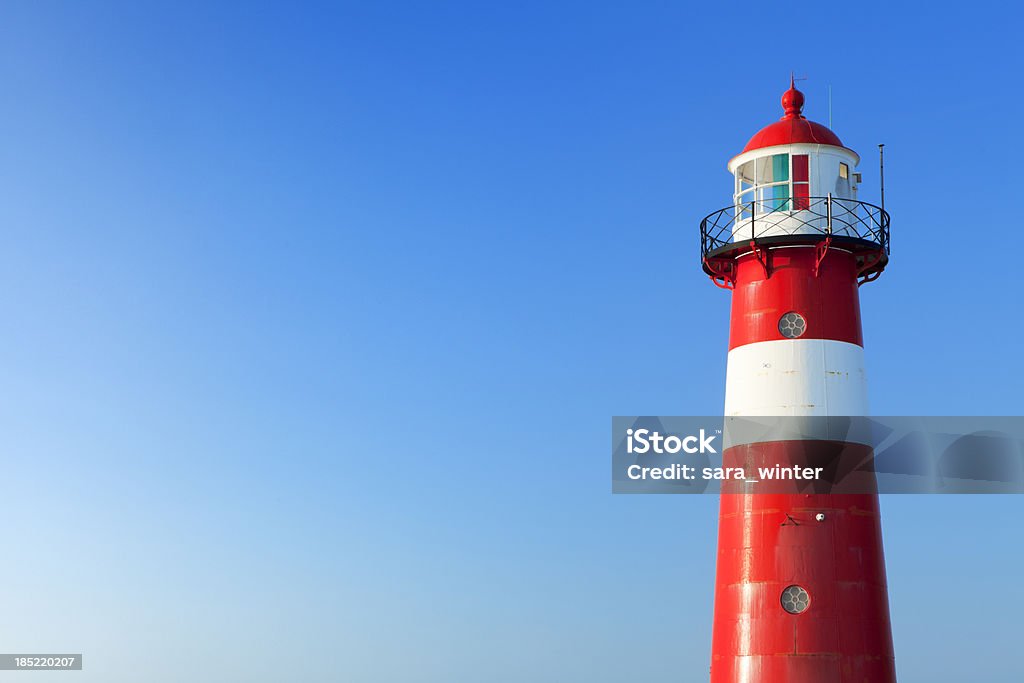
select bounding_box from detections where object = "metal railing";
[700,195,889,260]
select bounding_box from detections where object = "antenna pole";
[829,85,832,129]
[878,144,886,211]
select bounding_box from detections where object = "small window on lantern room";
[836,162,851,197]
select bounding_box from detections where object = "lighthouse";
[700,80,896,682]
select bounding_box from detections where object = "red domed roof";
[741,80,845,153]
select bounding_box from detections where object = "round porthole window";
[778,312,807,339]
[781,585,810,614]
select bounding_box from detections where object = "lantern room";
[725,81,861,239]
[698,78,890,288]
[729,144,860,212]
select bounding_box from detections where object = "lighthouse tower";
[700,80,896,682]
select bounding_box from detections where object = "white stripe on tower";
[724,338,868,417]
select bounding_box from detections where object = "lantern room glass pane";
[772,154,789,182]
[759,183,788,212]
[772,184,788,211]
[737,160,756,184]
[793,154,809,182]
[754,153,789,183]
[793,182,810,210]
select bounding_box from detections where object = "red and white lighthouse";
[700,80,896,682]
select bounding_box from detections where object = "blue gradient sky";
[1,2,1021,681]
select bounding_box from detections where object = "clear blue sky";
[1,2,1021,681]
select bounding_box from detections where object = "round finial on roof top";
[737,75,847,154]
[781,75,805,119]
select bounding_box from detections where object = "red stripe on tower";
[729,248,862,350]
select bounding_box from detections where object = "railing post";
[826,193,833,235]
